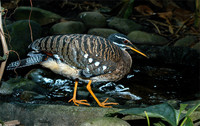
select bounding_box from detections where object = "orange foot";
[68,98,90,106]
[98,98,119,108]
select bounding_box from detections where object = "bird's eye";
[124,40,129,44]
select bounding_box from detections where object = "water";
[19,62,199,107]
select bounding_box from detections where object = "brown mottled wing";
[29,34,123,78]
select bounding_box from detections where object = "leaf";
[123,0,135,18]
[177,104,188,124]
[157,11,174,34]
[134,5,155,16]
[180,102,200,126]
[157,11,173,20]
[173,8,193,25]
[153,121,166,126]
[2,0,20,9]
[183,117,193,126]
[119,103,177,126]
[149,0,163,8]
[185,102,200,117]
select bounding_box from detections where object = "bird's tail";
[7,54,45,70]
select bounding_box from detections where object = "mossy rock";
[174,36,197,47]
[78,12,107,28]
[0,78,39,95]
[50,21,86,34]
[108,17,143,34]
[88,28,118,38]
[192,42,200,54]
[4,20,41,61]
[80,117,130,126]
[127,31,168,45]
[13,6,62,25]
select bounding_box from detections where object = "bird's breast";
[41,58,79,79]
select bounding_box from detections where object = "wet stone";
[20,91,46,102]
[0,77,48,96]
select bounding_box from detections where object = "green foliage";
[0,120,4,126]
[123,0,135,18]
[118,0,135,18]
[144,111,150,126]
[116,102,200,126]
[0,54,7,62]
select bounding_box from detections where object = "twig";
[147,19,162,35]
[9,50,21,77]
[29,0,33,42]
[0,1,9,81]
[175,15,194,35]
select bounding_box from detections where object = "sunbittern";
[7,33,148,108]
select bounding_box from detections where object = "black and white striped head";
[108,33,148,58]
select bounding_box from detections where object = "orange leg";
[68,80,90,106]
[86,80,118,108]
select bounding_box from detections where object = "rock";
[127,31,168,45]
[0,102,121,126]
[174,36,197,47]
[0,102,200,126]
[0,78,34,95]
[12,6,62,25]
[78,12,106,28]
[20,91,46,102]
[88,28,118,38]
[50,21,86,35]
[80,117,130,126]
[0,77,48,96]
[0,81,14,95]
[192,42,200,54]
[27,69,49,84]
[4,20,41,60]
[108,17,143,34]
[138,46,200,66]
[4,20,13,26]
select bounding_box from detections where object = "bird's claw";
[68,98,90,106]
[98,98,119,108]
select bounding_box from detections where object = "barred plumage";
[28,34,125,80]
[7,33,148,108]
[7,53,45,70]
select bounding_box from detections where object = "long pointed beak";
[126,45,149,58]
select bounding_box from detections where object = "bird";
[7,33,148,108]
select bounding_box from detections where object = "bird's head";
[108,33,148,58]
